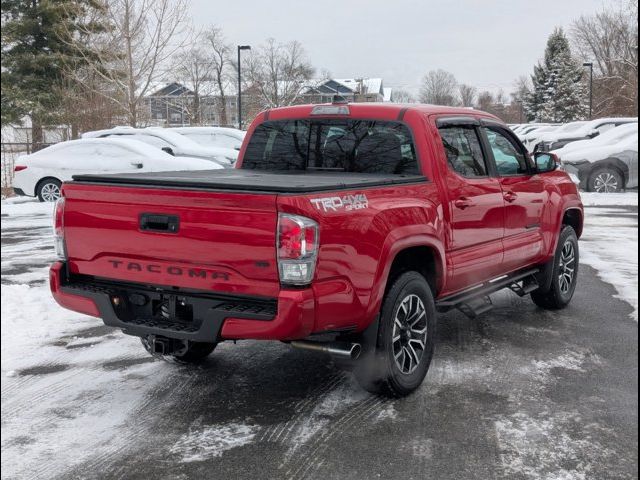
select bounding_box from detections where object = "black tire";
[36,178,62,202]
[354,271,436,397]
[587,167,624,193]
[531,225,579,310]
[141,337,216,364]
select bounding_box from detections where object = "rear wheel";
[141,337,216,364]
[37,178,62,202]
[588,167,624,193]
[531,225,579,309]
[355,271,436,397]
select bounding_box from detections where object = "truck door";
[436,121,505,292]
[480,122,547,271]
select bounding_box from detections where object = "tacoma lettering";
[108,260,230,281]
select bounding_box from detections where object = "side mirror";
[161,146,174,156]
[587,130,599,139]
[534,152,559,173]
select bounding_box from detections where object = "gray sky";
[189,0,608,95]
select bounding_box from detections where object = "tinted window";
[438,126,489,178]
[485,128,530,175]
[242,119,419,175]
[118,134,173,149]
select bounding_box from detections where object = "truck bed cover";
[71,169,426,193]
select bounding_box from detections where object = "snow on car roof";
[30,137,176,160]
[170,126,246,139]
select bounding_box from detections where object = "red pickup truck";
[50,102,583,396]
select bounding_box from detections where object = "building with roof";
[143,78,391,127]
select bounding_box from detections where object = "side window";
[596,123,615,134]
[125,134,173,149]
[438,126,489,178]
[485,128,530,176]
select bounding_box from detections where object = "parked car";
[553,122,638,155]
[82,127,238,166]
[51,102,583,397]
[515,123,558,139]
[533,117,638,152]
[170,127,246,150]
[521,122,588,152]
[13,138,219,202]
[555,128,638,192]
[520,125,561,150]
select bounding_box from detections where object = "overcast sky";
[189,0,609,95]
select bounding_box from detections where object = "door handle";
[454,197,473,209]
[504,191,518,203]
[140,213,180,233]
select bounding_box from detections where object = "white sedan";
[13,137,220,202]
[170,126,246,150]
[82,126,238,167]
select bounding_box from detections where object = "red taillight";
[277,214,319,285]
[53,198,66,259]
[14,165,27,172]
[54,197,65,236]
[278,214,317,260]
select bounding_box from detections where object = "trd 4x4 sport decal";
[310,193,369,212]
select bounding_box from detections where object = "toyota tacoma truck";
[50,102,583,396]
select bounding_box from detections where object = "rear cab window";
[241,119,421,175]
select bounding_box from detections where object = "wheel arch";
[367,236,446,322]
[588,157,629,187]
[36,176,63,194]
[562,207,584,238]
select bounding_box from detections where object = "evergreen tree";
[524,28,588,122]
[1,0,106,142]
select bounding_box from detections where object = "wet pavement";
[1,202,637,480]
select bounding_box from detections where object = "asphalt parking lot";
[1,202,638,480]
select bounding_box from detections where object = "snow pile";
[579,193,638,321]
[170,420,259,462]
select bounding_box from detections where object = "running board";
[436,268,539,318]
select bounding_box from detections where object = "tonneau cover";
[72,169,426,193]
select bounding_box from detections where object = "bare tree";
[67,0,191,127]
[206,26,232,125]
[571,0,638,115]
[173,41,215,125]
[476,90,495,112]
[458,84,477,107]
[419,69,459,106]
[244,38,314,110]
[391,89,416,103]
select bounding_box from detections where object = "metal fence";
[1,143,54,193]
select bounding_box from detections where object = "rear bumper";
[50,262,315,342]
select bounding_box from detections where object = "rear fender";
[366,228,446,322]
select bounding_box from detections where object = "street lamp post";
[583,62,593,120]
[237,45,251,130]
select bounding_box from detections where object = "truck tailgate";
[62,183,280,298]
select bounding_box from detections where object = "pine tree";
[524,28,588,122]
[0,0,106,142]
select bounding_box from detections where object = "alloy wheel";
[558,240,576,294]
[392,294,428,375]
[40,182,61,202]
[593,172,619,193]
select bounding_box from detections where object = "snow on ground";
[1,199,174,479]
[170,420,259,463]
[0,192,637,478]
[578,192,638,321]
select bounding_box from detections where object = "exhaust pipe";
[290,340,362,360]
